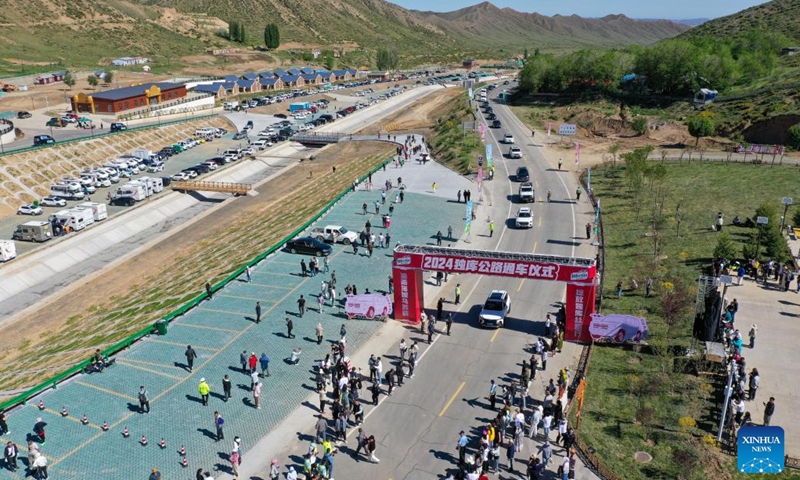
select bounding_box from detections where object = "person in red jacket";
[248,352,258,374]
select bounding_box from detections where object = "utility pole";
[781,197,793,231]
[755,216,769,259]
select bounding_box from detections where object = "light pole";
[781,197,793,231]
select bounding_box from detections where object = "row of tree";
[518,29,788,96]
[376,48,399,71]
[227,21,247,44]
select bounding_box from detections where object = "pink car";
[588,313,648,343]
[345,294,393,320]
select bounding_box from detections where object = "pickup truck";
[519,182,535,203]
[310,225,358,245]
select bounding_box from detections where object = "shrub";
[632,116,648,135]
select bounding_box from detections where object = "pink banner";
[565,281,596,342]
[547,122,552,138]
[477,166,483,191]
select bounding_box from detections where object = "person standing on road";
[362,203,368,215]
[399,339,408,360]
[748,368,760,401]
[4,441,18,472]
[222,374,232,402]
[763,397,775,425]
[446,313,453,336]
[457,431,468,465]
[253,382,262,410]
[0,413,9,437]
[585,223,591,240]
[437,230,443,246]
[198,378,211,406]
[315,415,328,443]
[245,265,252,283]
[457,190,462,203]
[301,260,308,277]
[316,323,324,345]
[138,386,150,414]
[248,352,258,374]
[259,353,270,378]
[355,428,368,457]
[298,295,307,317]
[748,325,757,349]
[489,380,498,410]
[489,220,495,237]
[448,225,453,240]
[185,345,198,372]
[538,441,553,469]
[286,317,295,339]
[240,350,248,373]
[255,301,262,324]
[427,320,435,343]
[455,284,461,305]
[437,297,444,320]
[507,440,517,473]
[558,159,562,170]
[214,411,225,442]
[576,187,582,201]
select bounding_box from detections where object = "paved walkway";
[0,136,469,480]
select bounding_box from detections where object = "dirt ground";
[0,88,455,395]
[364,87,462,137]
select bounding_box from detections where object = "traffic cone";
[38,400,45,410]
[159,438,166,449]
[122,426,129,438]
[81,414,88,425]
[141,435,148,446]
[102,420,109,431]
[179,445,186,456]
[181,456,188,468]
[61,406,68,417]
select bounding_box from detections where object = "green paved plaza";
[1,186,467,479]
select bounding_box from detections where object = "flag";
[547,122,552,138]
[486,144,493,168]
[477,166,483,192]
[465,200,473,233]
[575,142,580,166]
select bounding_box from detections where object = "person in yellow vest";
[198,378,211,406]
[489,220,495,237]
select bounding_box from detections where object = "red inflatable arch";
[392,244,597,342]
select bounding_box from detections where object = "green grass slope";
[680,0,800,43]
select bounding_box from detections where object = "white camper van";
[12,221,52,242]
[115,183,147,202]
[52,208,93,231]
[137,176,164,194]
[50,183,85,200]
[77,202,108,221]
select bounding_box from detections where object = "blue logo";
[738,426,784,474]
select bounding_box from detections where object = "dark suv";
[516,166,530,182]
[110,122,127,132]
[33,135,55,146]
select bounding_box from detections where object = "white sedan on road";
[503,133,515,144]
[515,207,533,228]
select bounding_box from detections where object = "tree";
[524,48,529,59]
[103,70,113,85]
[323,51,335,71]
[687,114,715,146]
[787,124,800,150]
[63,72,76,89]
[264,23,281,49]
[713,231,737,261]
[87,75,98,89]
[621,145,654,220]
[376,48,398,71]
[631,116,648,136]
[229,21,239,42]
[238,25,246,44]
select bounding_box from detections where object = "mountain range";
[0,0,690,70]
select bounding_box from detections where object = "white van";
[52,208,92,231]
[115,184,147,202]
[251,139,270,150]
[131,149,153,161]
[223,148,242,159]
[50,183,85,200]
[77,202,108,221]
[138,176,164,194]
[127,180,153,198]
[195,127,215,137]
[0,240,16,262]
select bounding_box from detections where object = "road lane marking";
[489,329,501,343]
[438,381,466,417]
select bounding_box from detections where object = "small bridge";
[171,181,252,196]
[291,132,349,146]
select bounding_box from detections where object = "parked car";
[110,122,127,132]
[479,290,512,328]
[233,131,249,140]
[41,196,67,207]
[18,204,44,216]
[202,161,219,170]
[17,111,32,119]
[515,207,534,228]
[181,169,198,179]
[109,196,136,206]
[516,166,530,182]
[285,237,333,256]
[187,164,210,174]
[171,172,189,181]
[274,113,288,119]
[45,118,64,127]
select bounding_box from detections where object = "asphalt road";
[252,82,600,479]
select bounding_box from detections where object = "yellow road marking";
[490,329,501,343]
[170,322,241,333]
[538,216,542,227]
[147,339,218,351]
[74,380,138,402]
[195,307,254,319]
[115,360,183,380]
[516,278,525,292]
[439,381,466,417]
[31,405,102,431]
[517,242,538,292]
[247,282,293,289]
[219,293,276,302]
[119,357,185,372]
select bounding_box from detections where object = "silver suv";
[479,290,511,328]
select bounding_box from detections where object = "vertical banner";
[392,267,424,323]
[465,200,473,233]
[547,122,552,138]
[479,122,486,143]
[575,141,581,166]
[565,281,597,342]
[587,167,591,192]
[477,166,483,192]
[486,144,493,168]
[468,87,473,100]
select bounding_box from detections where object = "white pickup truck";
[310,225,358,245]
